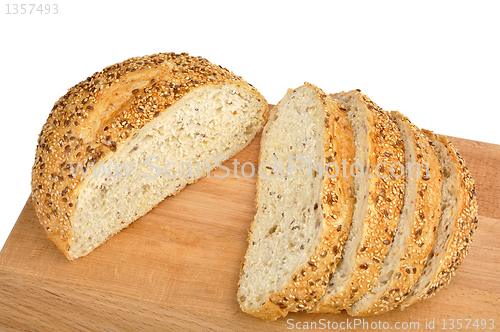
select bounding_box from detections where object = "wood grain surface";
[0,132,499,332]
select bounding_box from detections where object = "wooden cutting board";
[1,131,499,332]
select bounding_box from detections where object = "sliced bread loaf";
[237,83,355,321]
[31,52,268,260]
[311,91,405,313]
[399,131,478,309]
[348,111,442,316]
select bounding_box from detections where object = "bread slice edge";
[312,91,405,313]
[400,131,478,309]
[348,111,442,316]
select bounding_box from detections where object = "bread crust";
[312,91,405,313]
[31,52,267,259]
[237,83,355,320]
[349,112,443,316]
[400,131,478,309]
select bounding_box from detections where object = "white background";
[1,0,499,250]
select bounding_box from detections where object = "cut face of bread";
[31,53,268,260]
[349,111,442,316]
[312,91,405,313]
[237,83,355,321]
[70,84,266,258]
[400,131,478,309]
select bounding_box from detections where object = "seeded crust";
[311,91,405,313]
[237,83,355,320]
[349,112,442,316]
[31,52,267,259]
[400,131,478,309]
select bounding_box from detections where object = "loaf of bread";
[312,91,405,313]
[237,83,355,320]
[32,52,478,315]
[31,52,268,260]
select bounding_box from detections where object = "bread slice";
[237,83,355,321]
[400,131,478,309]
[348,111,442,316]
[31,52,268,260]
[311,90,405,313]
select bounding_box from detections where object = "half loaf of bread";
[237,83,355,321]
[31,52,268,260]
